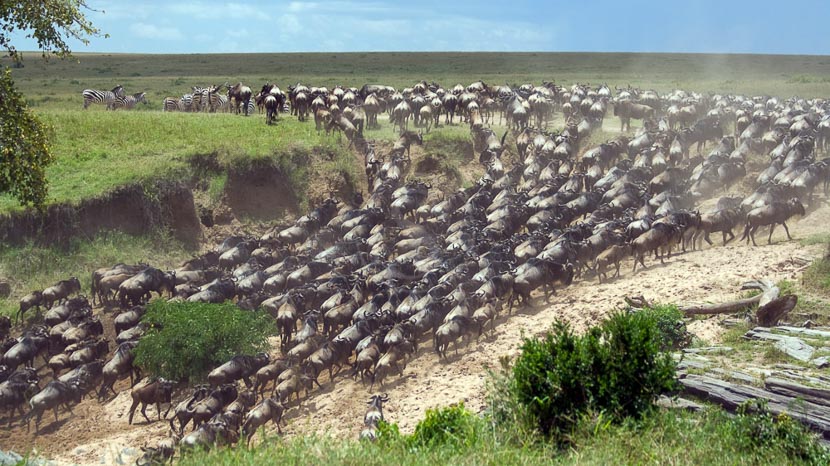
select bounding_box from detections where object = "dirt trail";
[2,200,819,465]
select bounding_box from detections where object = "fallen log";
[680,279,797,326]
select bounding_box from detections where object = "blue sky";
[8,1,830,55]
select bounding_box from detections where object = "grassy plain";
[1,51,828,212]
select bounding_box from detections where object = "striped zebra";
[162,96,183,112]
[207,86,229,112]
[190,86,213,112]
[82,85,125,110]
[112,92,147,110]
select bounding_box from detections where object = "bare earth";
[3,201,827,465]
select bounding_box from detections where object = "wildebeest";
[613,99,655,132]
[98,341,140,399]
[42,277,81,309]
[207,353,270,388]
[24,380,82,434]
[17,291,43,323]
[359,393,389,441]
[512,259,575,306]
[118,268,175,306]
[228,82,253,116]
[741,198,806,246]
[241,397,285,446]
[128,378,175,424]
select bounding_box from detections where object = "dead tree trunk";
[679,279,797,326]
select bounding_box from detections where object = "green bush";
[637,304,691,351]
[510,312,678,438]
[409,403,478,448]
[134,300,276,382]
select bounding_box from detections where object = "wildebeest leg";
[128,399,140,424]
[767,224,776,244]
[614,261,621,278]
[750,226,759,246]
[163,402,172,419]
[725,230,735,244]
[141,402,152,423]
[782,222,792,240]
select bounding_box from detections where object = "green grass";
[803,253,830,298]
[175,406,828,466]
[559,407,829,466]
[0,111,342,212]
[7,52,830,106]
[0,230,193,319]
[2,51,827,213]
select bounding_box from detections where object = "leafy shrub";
[134,300,276,381]
[409,403,477,448]
[510,312,678,438]
[637,304,691,351]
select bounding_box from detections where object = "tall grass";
[175,405,829,466]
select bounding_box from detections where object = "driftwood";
[680,373,830,439]
[679,279,797,326]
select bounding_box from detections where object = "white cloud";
[129,23,184,41]
[167,1,270,20]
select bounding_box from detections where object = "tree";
[0,1,103,208]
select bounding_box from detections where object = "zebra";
[190,86,210,112]
[163,96,183,112]
[207,85,229,113]
[112,92,147,110]
[82,85,125,110]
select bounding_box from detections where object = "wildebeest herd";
[6,78,830,462]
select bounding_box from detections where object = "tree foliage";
[0,69,52,207]
[0,1,102,208]
[510,312,678,438]
[0,1,103,61]
[134,300,276,382]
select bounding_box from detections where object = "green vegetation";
[7,52,830,105]
[803,248,830,297]
[560,403,830,466]
[178,312,828,466]
[637,304,691,351]
[0,69,53,208]
[0,230,192,319]
[134,301,276,382]
[505,313,678,438]
[0,1,101,209]
[0,111,343,212]
[177,406,830,466]
[0,51,826,213]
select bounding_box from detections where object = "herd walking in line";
[3,77,828,461]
